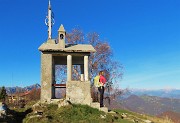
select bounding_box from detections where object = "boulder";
[121,113,127,119]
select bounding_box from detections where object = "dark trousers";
[98,86,104,107]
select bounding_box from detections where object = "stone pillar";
[41,53,53,102]
[80,65,84,81]
[84,56,89,81]
[67,55,72,81]
[52,57,55,99]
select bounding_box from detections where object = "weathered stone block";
[66,81,91,105]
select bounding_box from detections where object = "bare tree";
[26,88,40,101]
[56,28,124,101]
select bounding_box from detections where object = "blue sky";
[0,0,179,89]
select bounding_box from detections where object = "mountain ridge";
[119,94,180,116]
[4,83,41,94]
[125,88,180,99]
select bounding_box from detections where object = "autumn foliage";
[26,88,40,101]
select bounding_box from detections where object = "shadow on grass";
[0,108,33,123]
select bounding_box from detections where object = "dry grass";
[114,109,175,123]
[145,115,174,123]
[158,116,174,123]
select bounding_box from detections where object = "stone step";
[90,102,108,113]
[90,102,100,109]
[108,111,116,114]
[100,107,108,113]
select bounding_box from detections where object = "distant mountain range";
[5,83,41,94]
[124,88,180,99]
[109,88,180,119]
[105,93,180,122]
[4,84,180,99]
[119,95,180,116]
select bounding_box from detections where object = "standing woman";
[98,71,106,107]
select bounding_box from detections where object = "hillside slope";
[158,111,180,123]
[1,101,174,123]
[121,95,180,115]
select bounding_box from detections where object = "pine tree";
[0,86,7,102]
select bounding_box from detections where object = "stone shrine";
[38,0,96,105]
[38,0,108,112]
[39,24,96,105]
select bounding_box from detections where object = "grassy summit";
[23,103,132,123]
